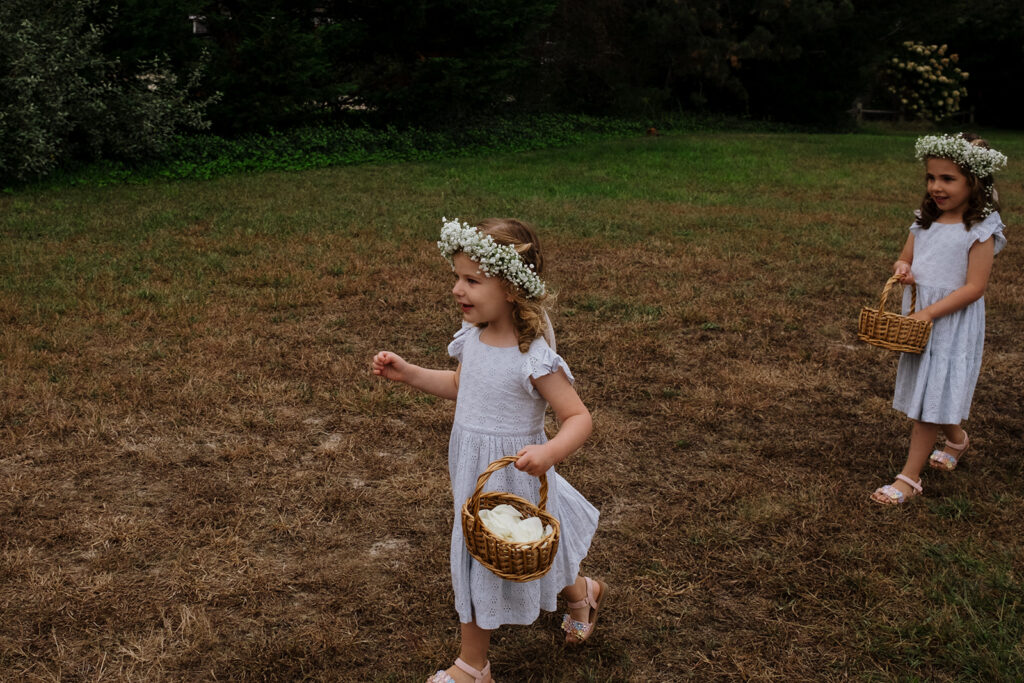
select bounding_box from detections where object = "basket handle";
[878,275,917,313]
[469,454,549,520]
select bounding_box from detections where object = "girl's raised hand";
[372,351,409,383]
[514,444,558,477]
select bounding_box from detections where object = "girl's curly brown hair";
[917,133,1001,231]
[474,218,551,353]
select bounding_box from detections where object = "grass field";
[2,131,1023,681]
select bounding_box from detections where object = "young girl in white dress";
[372,218,606,682]
[872,133,1007,505]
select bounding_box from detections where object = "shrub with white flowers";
[881,41,968,123]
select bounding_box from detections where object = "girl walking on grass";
[372,218,606,682]
[872,133,1007,505]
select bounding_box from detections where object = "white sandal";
[427,658,492,683]
[929,430,969,471]
[872,474,923,505]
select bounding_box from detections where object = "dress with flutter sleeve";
[446,323,599,629]
[893,212,1006,423]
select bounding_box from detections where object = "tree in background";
[925,0,1024,129]
[98,0,338,135]
[815,0,1023,128]
[0,0,214,182]
[529,0,858,123]
[727,0,862,126]
[198,1,341,134]
[97,0,1024,133]
[525,0,1023,128]
[5,0,1022,181]
[335,0,559,126]
[104,1,559,135]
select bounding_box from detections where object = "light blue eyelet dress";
[447,323,599,629]
[893,211,1006,424]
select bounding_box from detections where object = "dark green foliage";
[114,1,561,135]
[50,115,649,185]
[530,0,857,118]
[928,0,1024,128]
[199,2,341,134]
[743,0,1024,127]
[529,0,1022,127]
[331,0,560,125]
[101,0,207,68]
[0,0,106,181]
[732,1,863,126]
[0,0,215,183]
[20,113,791,189]
[5,0,1023,185]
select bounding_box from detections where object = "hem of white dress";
[458,605,553,630]
[892,401,969,425]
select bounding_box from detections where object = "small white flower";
[437,218,546,298]
[915,134,1007,178]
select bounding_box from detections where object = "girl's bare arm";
[372,351,460,400]
[893,234,915,282]
[514,370,592,476]
[910,238,996,322]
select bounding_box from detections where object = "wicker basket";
[858,275,933,354]
[461,455,560,583]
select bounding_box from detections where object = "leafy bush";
[154,115,647,181]
[14,112,789,189]
[880,41,968,123]
[0,0,215,183]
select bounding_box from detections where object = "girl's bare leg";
[441,621,491,682]
[561,575,603,642]
[939,423,968,455]
[562,576,593,622]
[872,420,937,503]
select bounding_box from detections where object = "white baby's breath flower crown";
[914,134,1007,179]
[437,218,546,299]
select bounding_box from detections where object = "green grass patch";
[861,540,1024,679]
[6,113,797,191]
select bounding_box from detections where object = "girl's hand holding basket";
[891,264,932,323]
[514,444,558,477]
[893,259,915,284]
[907,310,934,324]
[462,454,560,583]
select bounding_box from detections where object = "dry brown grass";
[2,133,1023,681]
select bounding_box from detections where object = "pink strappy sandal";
[872,474,923,505]
[426,658,492,683]
[929,430,969,471]
[561,577,608,645]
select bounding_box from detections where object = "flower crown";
[437,218,547,299]
[914,134,1007,179]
